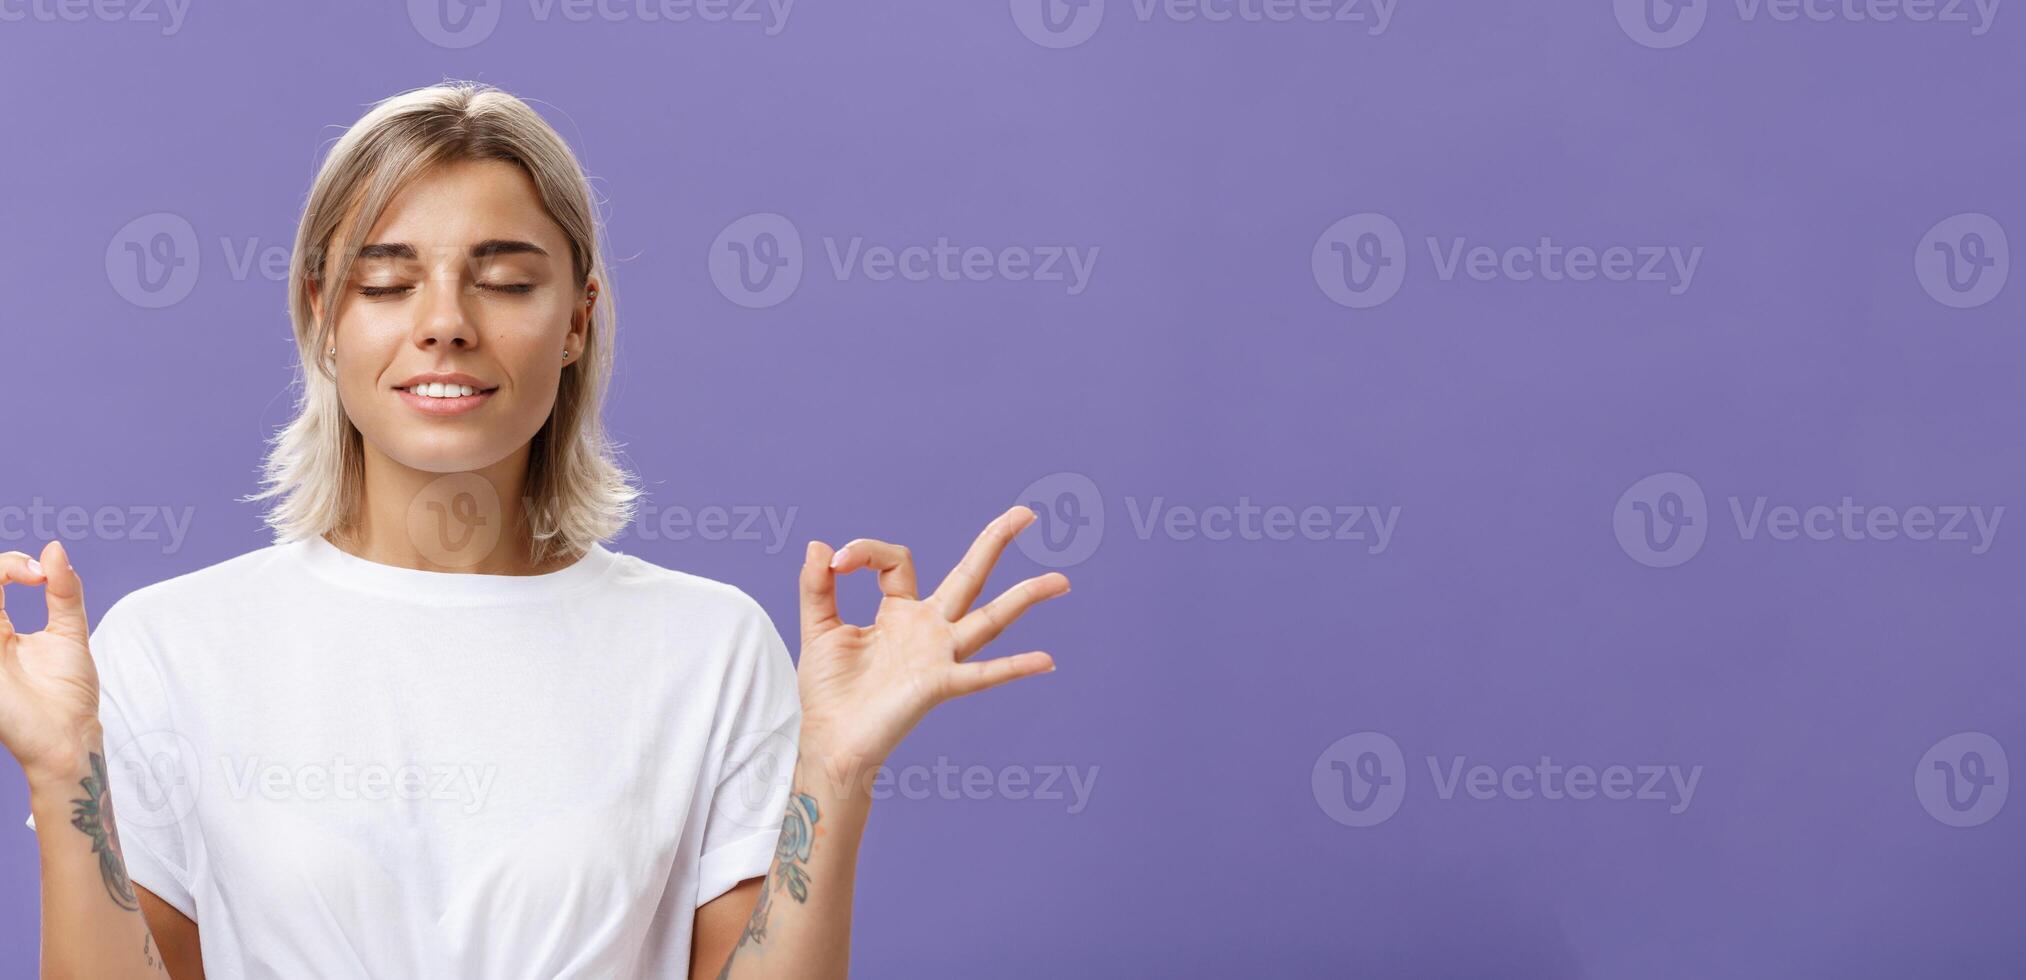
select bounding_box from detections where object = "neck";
[333,441,576,576]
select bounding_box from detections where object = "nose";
[412,275,480,352]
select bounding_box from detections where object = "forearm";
[712,750,876,980]
[28,733,168,979]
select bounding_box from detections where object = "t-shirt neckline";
[296,533,619,602]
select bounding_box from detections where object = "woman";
[1,82,1068,979]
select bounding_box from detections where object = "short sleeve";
[692,594,802,908]
[24,600,203,921]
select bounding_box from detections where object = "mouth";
[394,376,499,416]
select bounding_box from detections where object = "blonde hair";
[253,81,637,564]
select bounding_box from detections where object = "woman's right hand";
[0,541,103,785]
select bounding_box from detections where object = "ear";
[566,276,597,363]
[307,279,335,367]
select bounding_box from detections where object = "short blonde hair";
[253,81,637,564]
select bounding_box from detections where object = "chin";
[379,433,520,475]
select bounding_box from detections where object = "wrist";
[23,724,106,799]
[793,743,883,805]
[796,711,915,782]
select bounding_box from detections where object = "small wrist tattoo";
[69,751,141,912]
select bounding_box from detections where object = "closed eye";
[355,283,532,297]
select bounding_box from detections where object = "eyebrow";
[353,240,550,261]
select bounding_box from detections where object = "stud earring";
[327,347,336,357]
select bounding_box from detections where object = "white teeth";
[408,383,483,399]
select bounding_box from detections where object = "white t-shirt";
[27,536,802,978]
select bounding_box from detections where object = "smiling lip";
[394,373,498,416]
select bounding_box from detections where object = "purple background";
[5,1,2026,976]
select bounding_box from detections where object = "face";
[313,158,593,475]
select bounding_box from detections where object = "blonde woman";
[1,82,1068,979]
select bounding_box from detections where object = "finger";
[0,550,51,644]
[799,540,842,646]
[829,539,917,600]
[39,541,88,642]
[929,506,1036,621]
[953,572,1070,659]
[943,651,1055,700]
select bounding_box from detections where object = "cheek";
[492,304,577,385]
[504,351,566,414]
[500,296,578,347]
[326,310,427,447]
[330,317,404,402]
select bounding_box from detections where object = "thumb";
[39,541,89,642]
[798,540,840,647]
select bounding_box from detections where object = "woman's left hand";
[794,506,1070,778]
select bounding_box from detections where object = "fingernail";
[26,559,42,577]
[805,541,819,562]
[829,547,850,569]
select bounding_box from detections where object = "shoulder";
[594,549,786,644]
[93,541,306,641]
[596,551,798,705]
[84,542,305,699]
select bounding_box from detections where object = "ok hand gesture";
[794,506,1071,770]
[0,542,101,785]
